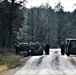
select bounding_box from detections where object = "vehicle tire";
[61,52,64,55]
[66,52,70,56]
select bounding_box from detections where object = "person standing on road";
[14,43,20,55]
[44,43,50,55]
[60,41,65,55]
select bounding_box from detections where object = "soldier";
[25,43,29,56]
[60,41,65,55]
[44,43,50,55]
[14,43,20,55]
[35,42,43,55]
[20,43,25,54]
[29,43,35,56]
[67,40,72,49]
[38,43,43,55]
[35,42,39,55]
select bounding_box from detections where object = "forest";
[0,0,76,50]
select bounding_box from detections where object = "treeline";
[17,3,76,47]
[0,1,76,49]
[0,0,25,48]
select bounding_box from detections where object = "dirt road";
[14,48,76,75]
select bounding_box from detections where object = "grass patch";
[0,65,8,74]
[0,55,21,71]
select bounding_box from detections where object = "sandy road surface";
[13,48,76,75]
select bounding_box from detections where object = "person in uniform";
[60,41,65,55]
[14,43,19,55]
[44,43,50,55]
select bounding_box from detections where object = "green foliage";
[0,55,21,65]
[54,2,64,12]
[17,3,76,47]
[0,0,25,48]
[0,1,76,48]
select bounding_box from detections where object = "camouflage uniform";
[60,41,65,55]
[14,44,20,55]
[44,43,50,55]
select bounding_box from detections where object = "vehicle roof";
[66,38,76,43]
[66,38,76,40]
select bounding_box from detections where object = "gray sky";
[16,0,76,12]
[25,0,76,12]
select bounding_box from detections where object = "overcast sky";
[25,0,76,12]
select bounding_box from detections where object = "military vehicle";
[65,38,76,56]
